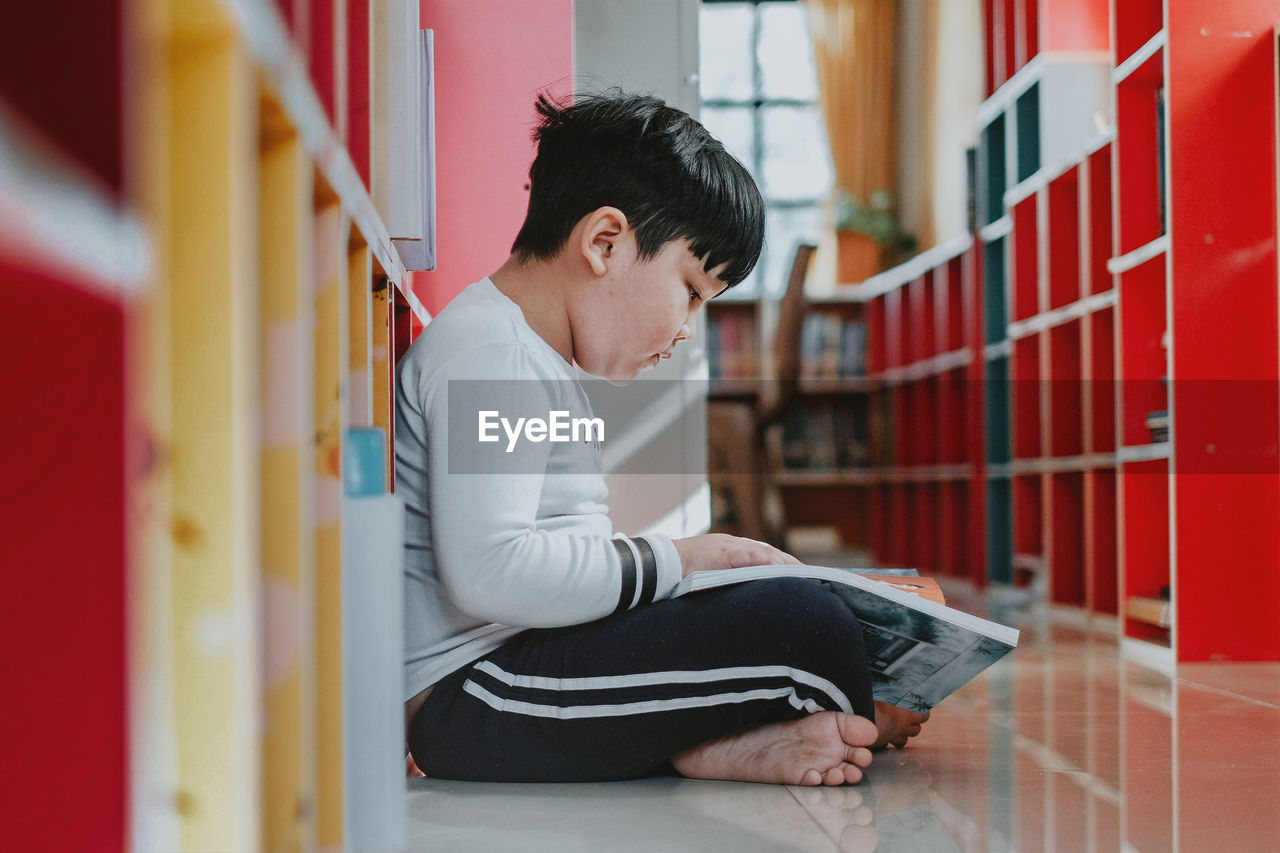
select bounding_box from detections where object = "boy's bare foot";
[871,702,930,750]
[671,711,878,786]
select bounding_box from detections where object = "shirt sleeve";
[413,342,683,628]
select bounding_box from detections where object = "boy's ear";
[580,206,630,276]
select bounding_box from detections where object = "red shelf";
[309,0,338,124]
[908,483,938,573]
[346,0,371,187]
[1019,0,1040,67]
[1012,197,1040,321]
[936,483,965,576]
[867,295,887,374]
[940,368,969,463]
[1012,335,1042,458]
[1085,144,1113,295]
[1087,307,1116,453]
[1116,260,1166,448]
[1114,47,1165,256]
[1166,2,1280,660]
[891,0,1280,661]
[1047,167,1082,309]
[885,288,905,369]
[1048,321,1083,457]
[1013,473,1044,578]
[3,256,129,853]
[1113,0,1163,68]
[944,257,966,351]
[1050,471,1085,605]
[1121,458,1170,643]
[1002,0,1018,83]
[1087,468,1119,614]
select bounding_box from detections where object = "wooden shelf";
[880,464,975,484]
[775,469,881,488]
[796,377,882,395]
[707,378,762,401]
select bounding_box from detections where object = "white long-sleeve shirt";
[398,278,684,700]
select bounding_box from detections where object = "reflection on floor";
[405,578,1280,852]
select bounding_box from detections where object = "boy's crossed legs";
[409,578,928,785]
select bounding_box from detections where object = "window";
[699,0,833,298]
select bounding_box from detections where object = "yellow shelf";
[130,0,420,847]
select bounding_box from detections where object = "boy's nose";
[674,322,693,343]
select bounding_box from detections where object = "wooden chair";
[707,243,816,549]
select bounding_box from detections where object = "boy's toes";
[847,745,873,768]
[799,768,823,786]
[835,712,879,747]
[823,766,847,786]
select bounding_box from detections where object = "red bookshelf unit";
[738,0,1280,666]
[967,0,1280,664]
[1160,2,1280,661]
[705,238,986,584]
[845,239,987,584]
[703,0,1280,665]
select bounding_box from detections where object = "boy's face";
[571,237,726,382]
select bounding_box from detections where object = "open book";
[672,564,1019,712]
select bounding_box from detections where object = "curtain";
[807,0,898,205]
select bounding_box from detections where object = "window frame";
[700,0,830,297]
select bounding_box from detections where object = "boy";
[398,91,927,785]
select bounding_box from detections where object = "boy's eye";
[688,285,701,302]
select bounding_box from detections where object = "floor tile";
[403,583,1280,852]
[405,777,841,852]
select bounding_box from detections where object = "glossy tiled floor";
[404,583,1280,851]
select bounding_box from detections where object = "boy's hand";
[672,533,801,577]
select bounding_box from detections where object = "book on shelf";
[672,564,1019,712]
[833,403,870,468]
[779,408,812,469]
[780,403,860,471]
[1145,409,1168,443]
[800,314,867,380]
[708,309,759,381]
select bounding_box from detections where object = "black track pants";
[408,578,876,782]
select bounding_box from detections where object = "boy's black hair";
[510,90,765,289]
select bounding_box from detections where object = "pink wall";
[415,0,575,316]
[1040,0,1109,53]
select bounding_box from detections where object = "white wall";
[895,0,983,250]
[574,0,711,538]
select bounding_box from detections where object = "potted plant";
[833,188,916,283]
